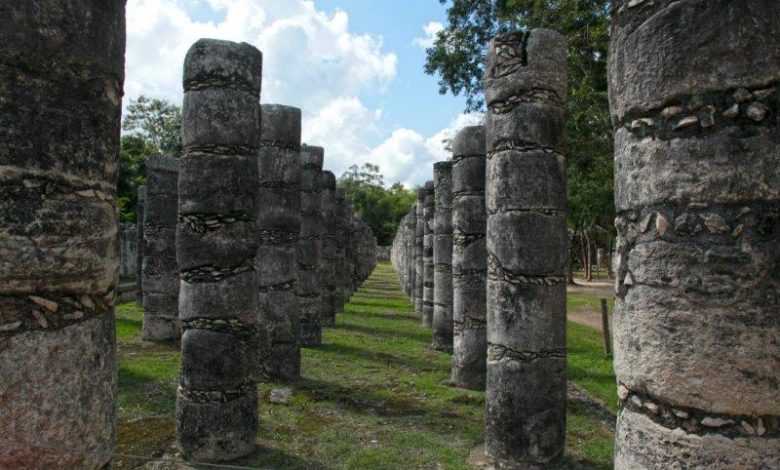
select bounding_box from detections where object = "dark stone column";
[610,2,780,467]
[176,39,261,462]
[422,180,435,327]
[136,185,146,306]
[484,29,568,468]
[450,125,487,390]
[333,188,348,313]
[0,3,124,467]
[256,104,302,380]
[414,192,425,316]
[298,145,324,347]
[142,155,180,341]
[432,161,454,352]
[320,170,338,326]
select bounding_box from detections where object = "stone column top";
[301,145,324,169]
[320,170,336,190]
[453,125,486,156]
[146,155,180,172]
[183,39,263,94]
[484,28,567,105]
[260,104,302,147]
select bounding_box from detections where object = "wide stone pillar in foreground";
[610,1,780,468]
[176,39,261,462]
[142,155,180,341]
[257,104,302,380]
[432,161,454,352]
[450,125,487,390]
[0,3,124,467]
[484,29,568,468]
[298,145,324,347]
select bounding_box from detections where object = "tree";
[118,95,182,222]
[338,164,416,246]
[425,0,614,281]
[117,135,155,222]
[122,95,182,157]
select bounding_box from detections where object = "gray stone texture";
[450,125,488,390]
[143,155,181,341]
[610,1,780,467]
[0,2,125,467]
[484,28,568,468]
[334,188,348,313]
[120,223,138,279]
[136,185,146,305]
[320,170,338,326]
[422,180,435,328]
[432,161,454,352]
[176,38,261,462]
[256,104,302,380]
[414,192,425,316]
[298,145,324,347]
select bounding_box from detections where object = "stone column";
[405,209,417,300]
[484,29,568,468]
[0,3,124,467]
[136,185,146,305]
[432,161,454,352]
[609,2,780,468]
[320,170,338,326]
[256,104,302,380]
[451,125,487,390]
[414,191,425,316]
[142,155,180,341]
[176,39,261,462]
[422,180,435,327]
[298,145,324,347]
[333,188,348,313]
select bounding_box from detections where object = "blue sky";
[124,0,482,186]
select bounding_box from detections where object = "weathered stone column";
[136,185,146,305]
[320,170,338,326]
[256,104,302,380]
[142,155,180,341]
[333,188,348,313]
[298,145,324,347]
[451,125,487,390]
[0,4,124,467]
[176,39,261,461]
[405,208,417,301]
[432,162,454,352]
[484,29,568,468]
[609,2,780,468]
[422,180,435,327]
[414,191,425,316]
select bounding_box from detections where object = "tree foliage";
[118,95,182,222]
[425,0,614,278]
[338,163,417,246]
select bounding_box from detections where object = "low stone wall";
[376,245,391,261]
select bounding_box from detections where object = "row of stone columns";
[392,28,569,468]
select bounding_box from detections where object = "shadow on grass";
[233,445,329,470]
[332,322,432,344]
[294,376,429,418]
[313,341,441,373]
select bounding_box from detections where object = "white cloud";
[367,113,484,188]
[125,0,396,176]
[412,21,444,49]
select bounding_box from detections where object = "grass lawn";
[115,262,615,469]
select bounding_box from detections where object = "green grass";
[116,262,615,469]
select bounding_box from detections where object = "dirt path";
[567,278,614,331]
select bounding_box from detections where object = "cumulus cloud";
[368,113,484,188]
[125,0,396,176]
[412,21,444,49]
